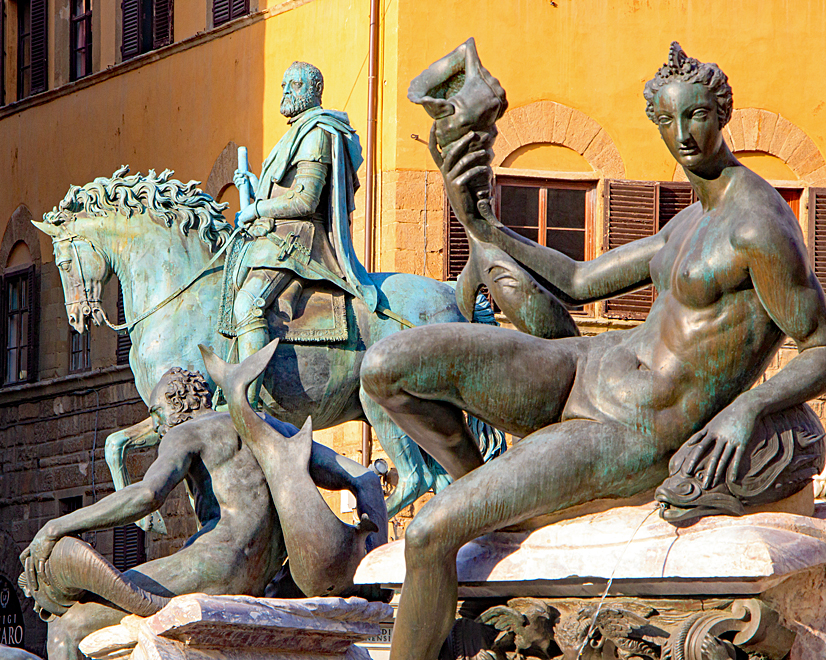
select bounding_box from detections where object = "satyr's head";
[280,62,323,118]
[149,367,213,437]
[644,42,733,171]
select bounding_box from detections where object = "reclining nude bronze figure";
[360,42,826,660]
[19,359,386,660]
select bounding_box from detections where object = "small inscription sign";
[0,575,25,647]
[365,625,393,644]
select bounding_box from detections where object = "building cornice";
[0,0,316,121]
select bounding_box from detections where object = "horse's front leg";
[359,389,436,518]
[104,418,166,534]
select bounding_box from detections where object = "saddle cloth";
[217,233,349,344]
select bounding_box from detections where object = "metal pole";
[362,0,380,468]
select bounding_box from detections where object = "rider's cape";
[255,107,378,313]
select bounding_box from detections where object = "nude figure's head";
[149,367,213,437]
[281,62,323,118]
[643,42,733,172]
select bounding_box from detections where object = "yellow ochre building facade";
[2,0,826,653]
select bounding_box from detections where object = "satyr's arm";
[687,215,826,486]
[308,441,389,550]
[22,430,197,568]
[437,131,667,305]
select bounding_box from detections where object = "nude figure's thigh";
[363,323,582,437]
[405,418,670,555]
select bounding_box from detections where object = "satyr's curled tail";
[19,536,170,620]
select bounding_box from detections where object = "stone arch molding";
[673,108,826,185]
[492,100,625,179]
[205,140,240,201]
[0,204,42,268]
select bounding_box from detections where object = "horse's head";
[33,211,111,333]
[32,166,231,335]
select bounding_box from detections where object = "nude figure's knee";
[361,334,411,406]
[403,503,458,569]
[47,616,84,660]
[48,602,125,660]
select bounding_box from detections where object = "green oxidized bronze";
[20,364,387,660]
[361,41,826,660]
[32,62,505,520]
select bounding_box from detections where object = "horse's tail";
[468,290,507,460]
[424,290,507,486]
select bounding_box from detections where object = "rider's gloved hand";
[233,169,259,191]
[235,203,259,229]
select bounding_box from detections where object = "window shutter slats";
[116,283,132,366]
[153,0,173,48]
[603,180,657,319]
[658,182,696,229]
[230,0,247,17]
[30,0,47,94]
[121,0,141,59]
[810,188,826,290]
[113,524,145,571]
[26,265,38,382]
[444,198,469,280]
[212,0,231,26]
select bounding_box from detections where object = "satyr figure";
[361,42,826,660]
[20,367,386,660]
[231,61,377,407]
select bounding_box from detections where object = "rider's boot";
[277,279,303,321]
[236,320,269,410]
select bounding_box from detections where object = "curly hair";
[43,166,232,253]
[157,367,213,434]
[289,61,324,102]
[643,42,733,128]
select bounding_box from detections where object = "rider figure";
[233,62,377,408]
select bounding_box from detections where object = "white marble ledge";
[80,594,393,660]
[355,503,826,597]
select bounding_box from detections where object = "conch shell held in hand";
[408,37,507,150]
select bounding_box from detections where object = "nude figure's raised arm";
[21,431,197,578]
[686,210,826,487]
[436,130,669,307]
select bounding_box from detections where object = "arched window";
[1,205,41,385]
[3,241,36,384]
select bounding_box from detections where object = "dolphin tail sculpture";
[199,340,378,597]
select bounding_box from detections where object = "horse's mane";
[44,165,232,252]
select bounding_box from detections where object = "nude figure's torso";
[126,413,286,597]
[561,170,796,446]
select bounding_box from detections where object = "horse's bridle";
[52,232,116,330]
[52,227,244,335]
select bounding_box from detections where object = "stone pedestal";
[78,595,393,660]
[355,503,826,659]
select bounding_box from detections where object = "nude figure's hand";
[430,127,494,230]
[19,523,60,592]
[684,403,757,489]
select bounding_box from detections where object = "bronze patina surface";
[361,42,826,660]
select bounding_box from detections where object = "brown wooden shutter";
[152,0,172,48]
[603,180,657,319]
[121,0,141,59]
[30,0,47,94]
[116,283,132,366]
[212,0,230,26]
[230,0,247,19]
[112,524,145,571]
[658,181,697,227]
[26,265,38,382]
[443,194,469,280]
[809,188,826,291]
[1,2,5,106]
